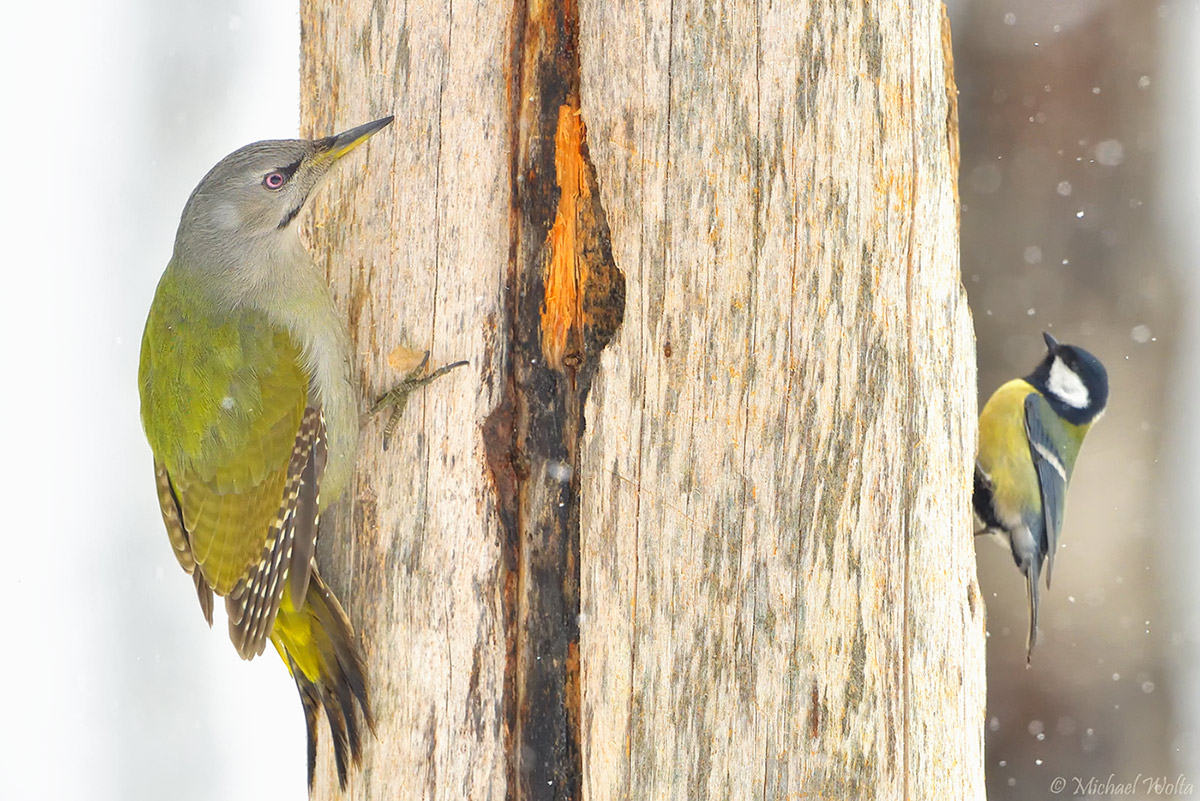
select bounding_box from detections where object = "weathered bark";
[300,2,512,797]
[300,0,983,798]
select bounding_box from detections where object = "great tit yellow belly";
[974,332,1109,662]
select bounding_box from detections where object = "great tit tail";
[1025,558,1042,665]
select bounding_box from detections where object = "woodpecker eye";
[263,171,287,190]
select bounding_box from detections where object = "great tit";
[974,332,1109,662]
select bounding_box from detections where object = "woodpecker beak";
[1042,331,1060,352]
[275,116,396,230]
[314,116,394,164]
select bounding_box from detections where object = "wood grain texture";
[300,1,511,797]
[576,0,984,798]
[300,0,983,797]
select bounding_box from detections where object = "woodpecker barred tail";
[271,569,373,790]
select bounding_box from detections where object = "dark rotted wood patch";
[483,0,625,797]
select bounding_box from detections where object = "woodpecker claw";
[370,352,468,450]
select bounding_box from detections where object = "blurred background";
[951,0,1198,796]
[0,1,1192,799]
[0,2,307,799]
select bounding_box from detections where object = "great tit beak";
[313,116,394,165]
[1043,331,1060,352]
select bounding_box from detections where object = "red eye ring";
[263,172,286,190]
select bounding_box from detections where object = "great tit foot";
[370,352,468,450]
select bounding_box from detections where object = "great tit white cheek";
[1047,357,1089,409]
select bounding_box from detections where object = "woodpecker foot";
[370,352,468,450]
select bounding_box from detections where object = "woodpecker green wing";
[153,458,214,624]
[220,406,326,657]
[140,272,321,657]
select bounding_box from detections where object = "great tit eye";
[263,171,287,190]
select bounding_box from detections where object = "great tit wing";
[1024,393,1069,588]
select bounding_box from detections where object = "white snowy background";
[0,2,306,799]
[0,1,1196,800]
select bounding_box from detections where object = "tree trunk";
[300,0,983,799]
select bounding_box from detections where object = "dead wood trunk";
[300,0,984,798]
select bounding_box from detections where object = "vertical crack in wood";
[901,4,922,800]
[487,2,528,795]
[940,5,960,226]
[485,0,626,797]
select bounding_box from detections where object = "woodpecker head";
[173,116,394,268]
